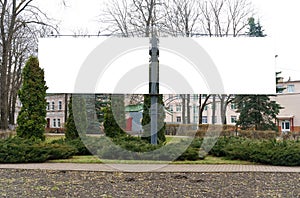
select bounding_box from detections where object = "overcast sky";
[36,0,300,81]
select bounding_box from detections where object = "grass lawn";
[45,134,65,143]
[48,155,256,165]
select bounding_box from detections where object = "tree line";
[0,0,281,132]
[0,0,57,130]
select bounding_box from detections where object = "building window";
[57,119,61,128]
[51,101,55,110]
[202,116,208,124]
[193,94,199,101]
[276,85,284,93]
[230,103,236,110]
[46,102,50,111]
[193,105,197,114]
[176,116,181,123]
[58,101,62,110]
[169,105,173,112]
[53,119,56,128]
[231,116,237,123]
[287,85,295,93]
[204,105,208,111]
[193,116,198,123]
[176,105,181,112]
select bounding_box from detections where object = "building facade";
[275,79,300,132]
[164,94,239,125]
[45,94,69,130]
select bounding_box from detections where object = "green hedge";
[51,138,91,155]
[209,137,300,166]
[238,130,277,139]
[81,135,202,161]
[0,137,76,163]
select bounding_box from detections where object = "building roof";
[125,104,144,112]
[277,115,294,119]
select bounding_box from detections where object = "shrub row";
[80,135,202,161]
[209,137,300,166]
[0,137,76,163]
[185,130,278,140]
[238,130,277,139]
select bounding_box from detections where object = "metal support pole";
[150,35,159,145]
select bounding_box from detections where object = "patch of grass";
[45,134,65,144]
[165,136,191,143]
[172,156,257,165]
[48,155,256,165]
[49,155,102,163]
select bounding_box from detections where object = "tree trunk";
[181,94,186,124]
[186,94,190,124]
[212,95,216,124]
[198,94,202,124]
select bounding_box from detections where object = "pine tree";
[235,18,281,131]
[141,94,166,143]
[103,94,126,138]
[17,56,47,141]
[65,95,87,140]
[235,95,281,131]
[247,17,266,37]
[95,94,110,123]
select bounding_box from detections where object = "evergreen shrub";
[0,137,76,163]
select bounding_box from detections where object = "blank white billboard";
[39,37,275,94]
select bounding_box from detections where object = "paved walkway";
[0,163,300,173]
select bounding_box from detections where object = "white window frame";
[58,101,62,110]
[202,116,208,124]
[53,119,56,128]
[57,119,61,128]
[231,116,237,123]
[169,105,173,112]
[281,120,290,132]
[51,101,55,110]
[176,105,181,112]
[230,103,236,110]
[287,85,295,93]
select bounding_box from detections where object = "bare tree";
[198,94,211,124]
[218,94,234,124]
[186,94,190,124]
[0,0,58,130]
[99,0,255,127]
[101,0,164,37]
[163,0,200,37]
[199,0,254,37]
[180,94,186,124]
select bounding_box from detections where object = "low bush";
[51,138,91,155]
[208,137,300,166]
[238,130,277,139]
[89,135,202,161]
[0,137,76,163]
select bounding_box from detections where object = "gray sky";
[36,0,300,81]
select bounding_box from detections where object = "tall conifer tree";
[17,56,47,140]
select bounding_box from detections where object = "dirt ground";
[0,169,299,197]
